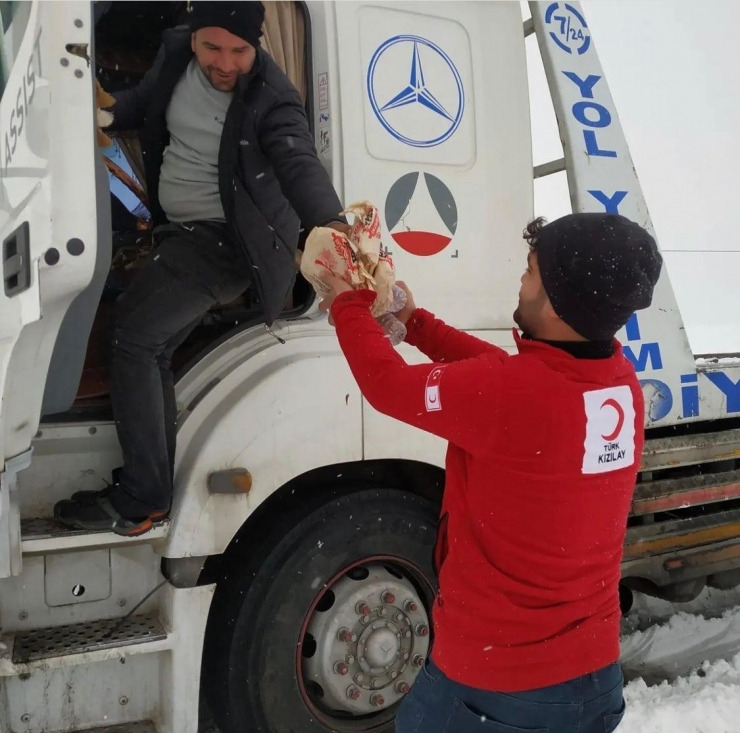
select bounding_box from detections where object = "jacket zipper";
[270,225,296,264]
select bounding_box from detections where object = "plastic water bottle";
[390,284,408,313]
[376,285,408,346]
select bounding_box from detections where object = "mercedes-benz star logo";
[367,35,465,148]
[380,42,454,122]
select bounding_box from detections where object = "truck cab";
[0,2,739,732]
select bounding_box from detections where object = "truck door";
[0,1,101,575]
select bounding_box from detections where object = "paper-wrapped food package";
[299,201,408,344]
[300,201,396,315]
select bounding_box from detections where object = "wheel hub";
[302,564,430,715]
[361,625,400,669]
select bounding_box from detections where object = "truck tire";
[203,488,439,733]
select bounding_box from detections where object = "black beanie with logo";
[536,213,663,341]
[189,1,265,48]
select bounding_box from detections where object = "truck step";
[20,517,169,555]
[2,613,167,671]
[642,427,740,472]
[71,723,156,733]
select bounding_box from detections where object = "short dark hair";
[523,217,547,250]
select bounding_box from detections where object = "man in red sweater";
[319,213,663,733]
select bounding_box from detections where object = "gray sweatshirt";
[159,58,233,223]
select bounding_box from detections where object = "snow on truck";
[0,1,738,732]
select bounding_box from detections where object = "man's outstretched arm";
[394,284,510,365]
[259,87,346,229]
[404,308,510,365]
[330,290,503,456]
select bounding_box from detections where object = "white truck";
[0,1,738,732]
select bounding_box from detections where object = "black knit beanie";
[189,1,265,48]
[536,213,663,341]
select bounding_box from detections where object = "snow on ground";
[622,654,740,733]
[619,587,740,733]
[621,587,740,684]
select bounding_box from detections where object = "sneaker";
[68,467,121,503]
[54,494,166,537]
[68,470,168,522]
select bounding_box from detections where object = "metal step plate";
[72,723,156,733]
[20,517,169,555]
[21,517,99,538]
[12,614,166,664]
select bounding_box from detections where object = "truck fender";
[164,321,364,558]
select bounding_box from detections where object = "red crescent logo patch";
[600,398,625,442]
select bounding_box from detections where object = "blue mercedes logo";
[367,35,465,148]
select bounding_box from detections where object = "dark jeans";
[108,222,249,517]
[395,660,625,733]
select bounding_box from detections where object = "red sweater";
[331,290,643,692]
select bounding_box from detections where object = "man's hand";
[318,272,354,325]
[326,221,351,237]
[394,281,417,326]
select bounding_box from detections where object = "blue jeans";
[395,660,625,733]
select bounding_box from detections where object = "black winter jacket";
[111,27,344,324]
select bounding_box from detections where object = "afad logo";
[384,172,457,257]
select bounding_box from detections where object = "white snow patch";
[622,653,740,733]
[617,588,740,731]
[621,606,740,685]
[696,357,740,368]
[621,589,740,684]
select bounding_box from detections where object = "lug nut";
[338,628,353,643]
[382,591,396,605]
[347,686,362,700]
[396,613,405,621]
[334,662,349,676]
[378,607,386,617]
[355,673,364,684]
[413,655,425,667]
[346,655,356,664]
[356,601,371,616]
[396,681,411,695]
[415,623,430,637]
[370,693,385,707]
[404,629,412,638]
[405,600,418,613]
[390,670,398,680]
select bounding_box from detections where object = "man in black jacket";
[55,1,348,536]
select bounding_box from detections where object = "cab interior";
[42,0,316,421]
